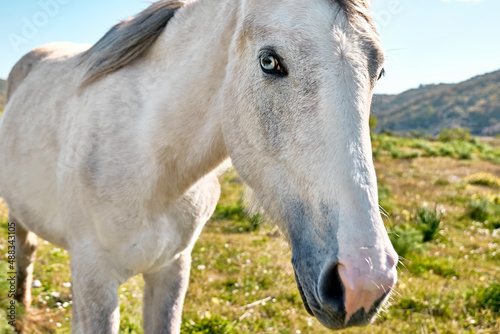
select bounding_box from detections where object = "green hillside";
[372,69,500,136]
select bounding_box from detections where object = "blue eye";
[259,50,287,76]
[261,55,277,71]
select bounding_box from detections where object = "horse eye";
[259,51,287,76]
[377,68,386,81]
[261,55,277,71]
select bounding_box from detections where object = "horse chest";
[96,208,204,276]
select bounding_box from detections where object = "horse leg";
[70,285,84,334]
[70,248,121,334]
[13,215,38,309]
[142,250,192,334]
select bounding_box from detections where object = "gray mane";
[80,0,184,85]
[336,0,375,30]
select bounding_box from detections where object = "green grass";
[388,224,424,258]
[1,134,500,333]
[371,133,500,163]
[387,206,442,258]
[468,197,500,229]
[417,207,443,242]
[405,255,459,278]
[181,316,237,334]
[466,284,500,314]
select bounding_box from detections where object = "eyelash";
[377,68,386,81]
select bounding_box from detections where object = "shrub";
[468,198,500,229]
[438,127,472,143]
[453,141,474,159]
[438,143,456,157]
[390,148,403,159]
[466,284,500,314]
[465,172,500,188]
[423,146,440,157]
[402,151,421,159]
[417,207,443,242]
[469,198,490,222]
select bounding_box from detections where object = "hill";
[372,69,500,136]
[0,78,6,108]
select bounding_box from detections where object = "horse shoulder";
[0,43,92,245]
[6,42,90,102]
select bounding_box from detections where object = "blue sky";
[0,0,499,94]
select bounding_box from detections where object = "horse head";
[221,0,397,329]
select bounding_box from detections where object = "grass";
[468,197,500,229]
[371,133,500,163]
[388,224,424,258]
[181,316,238,333]
[464,172,500,188]
[417,207,443,242]
[466,284,500,314]
[1,134,500,333]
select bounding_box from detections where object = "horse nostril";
[319,264,346,315]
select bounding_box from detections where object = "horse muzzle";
[293,257,397,330]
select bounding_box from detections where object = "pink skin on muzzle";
[338,251,398,324]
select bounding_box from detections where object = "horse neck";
[136,0,239,203]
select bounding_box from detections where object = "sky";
[0,0,499,94]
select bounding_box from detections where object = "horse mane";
[336,0,375,30]
[79,0,185,85]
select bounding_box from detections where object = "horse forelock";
[334,0,384,83]
[79,0,185,85]
[335,0,375,30]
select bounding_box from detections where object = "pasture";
[1,133,499,333]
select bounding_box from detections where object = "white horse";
[0,0,397,332]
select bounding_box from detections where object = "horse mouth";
[294,270,314,316]
[294,266,391,329]
[293,268,355,330]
